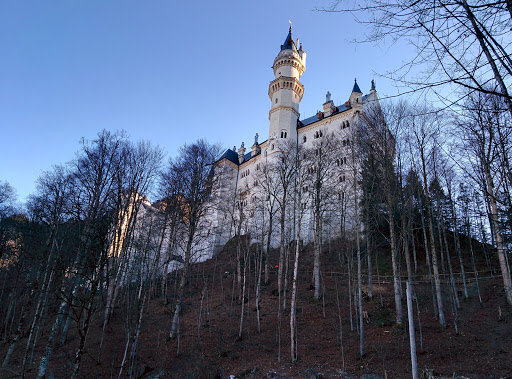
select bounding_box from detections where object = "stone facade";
[206,27,384,255]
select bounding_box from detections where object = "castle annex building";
[207,27,383,253]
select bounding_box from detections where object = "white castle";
[205,26,383,255]
[111,27,385,275]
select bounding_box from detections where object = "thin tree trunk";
[406,281,418,379]
[484,165,512,305]
[169,236,193,338]
[421,152,446,327]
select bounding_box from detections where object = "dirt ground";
[3,237,512,378]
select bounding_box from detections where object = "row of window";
[241,169,250,178]
[299,121,350,144]
[336,157,347,166]
[299,192,345,210]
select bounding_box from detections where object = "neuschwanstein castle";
[115,26,385,273]
[205,26,382,255]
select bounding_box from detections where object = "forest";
[1,1,512,378]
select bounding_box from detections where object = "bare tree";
[289,142,310,362]
[36,130,129,378]
[456,91,512,305]
[406,107,447,327]
[308,129,337,300]
[166,139,221,339]
[325,1,512,116]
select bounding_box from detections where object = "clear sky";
[0,1,407,203]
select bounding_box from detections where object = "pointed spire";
[281,25,298,52]
[352,78,362,93]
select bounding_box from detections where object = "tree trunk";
[406,281,418,379]
[484,164,512,305]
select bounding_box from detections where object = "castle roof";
[217,149,239,165]
[216,91,372,166]
[281,26,298,52]
[352,79,362,93]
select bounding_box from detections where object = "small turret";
[251,133,260,157]
[349,78,363,110]
[238,142,246,164]
[323,91,334,116]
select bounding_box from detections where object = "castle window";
[276,98,278,104]
[281,131,287,138]
[265,150,267,157]
[303,136,307,143]
[339,175,346,183]
[271,144,275,150]
[346,121,350,128]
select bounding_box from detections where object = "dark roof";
[352,80,362,93]
[298,103,351,128]
[216,149,239,165]
[216,147,261,166]
[217,91,372,166]
[281,26,297,52]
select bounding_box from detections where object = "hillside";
[2,233,511,378]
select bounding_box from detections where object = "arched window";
[271,144,275,150]
[303,135,307,143]
[275,98,278,103]
[346,121,350,128]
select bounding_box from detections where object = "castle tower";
[268,26,306,143]
[349,78,363,112]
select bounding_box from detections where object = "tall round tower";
[268,26,306,143]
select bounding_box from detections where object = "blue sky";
[0,1,408,202]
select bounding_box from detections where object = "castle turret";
[238,142,246,164]
[268,26,306,143]
[323,91,334,117]
[349,79,363,112]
